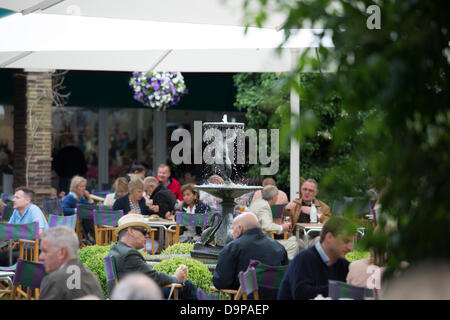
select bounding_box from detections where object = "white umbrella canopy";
[0,13,332,72]
[0,0,286,28]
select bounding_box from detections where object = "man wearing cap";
[109,214,198,299]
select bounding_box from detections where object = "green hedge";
[153,256,213,293]
[160,243,194,255]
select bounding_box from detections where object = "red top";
[157,176,183,201]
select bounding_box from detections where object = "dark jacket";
[277,244,349,300]
[113,194,152,215]
[150,184,177,218]
[109,241,178,291]
[40,259,104,300]
[61,192,92,216]
[212,228,289,299]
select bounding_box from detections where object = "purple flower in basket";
[129,71,187,111]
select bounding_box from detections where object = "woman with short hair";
[61,176,93,216]
[104,177,129,206]
[61,175,95,244]
[113,177,152,215]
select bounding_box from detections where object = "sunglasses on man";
[132,227,148,236]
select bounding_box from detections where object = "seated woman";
[113,177,152,215]
[104,177,129,206]
[179,183,211,243]
[61,175,95,243]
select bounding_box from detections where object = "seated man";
[109,214,198,300]
[249,185,298,260]
[286,178,331,224]
[250,177,289,206]
[143,176,177,219]
[277,216,355,300]
[0,186,49,266]
[212,212,289,299]
[285,178,331,248]
[156,164,183,201]
[39,226,104,300]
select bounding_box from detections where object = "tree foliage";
[233,72,373,204]
[241,0,450,273]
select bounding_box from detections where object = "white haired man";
[249,185,299,260]
[39,226,104,300]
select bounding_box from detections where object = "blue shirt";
[315,241,330,265]
[9,203,49,231]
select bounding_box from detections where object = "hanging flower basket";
[129,71,188,111]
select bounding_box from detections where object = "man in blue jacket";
[212,212,289,299]
[277,216,356,300]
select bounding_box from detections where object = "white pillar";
[98,108,109,189]
[290,49,301,201]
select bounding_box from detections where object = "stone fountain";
[190,115,262,260]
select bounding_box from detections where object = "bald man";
[212,212,289,299]
[111,273,163,300]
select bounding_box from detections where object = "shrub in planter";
[78,244,112,264]
[153,256,213,293]
[78,245,112,298]
[161,243,194,255]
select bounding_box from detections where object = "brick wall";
[13,72,53,206]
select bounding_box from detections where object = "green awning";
[0,70,238,112]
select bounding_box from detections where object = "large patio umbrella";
[0,0,286,28]
[0,11,333,199]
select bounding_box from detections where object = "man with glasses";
[109,214,198,299]
[286,179,331,248]
[286,179,331,225]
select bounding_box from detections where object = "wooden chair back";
[103,255,181,299]
[0,222,40,299]
[270,204,289,239]
[167,211,219,245]
[1,201,14,222]
[92,208,124,246]
[238,267,259,300]
[328,280,380,300]
[41,197,64,220]
[47,214,77,229]
[9,259,46,300]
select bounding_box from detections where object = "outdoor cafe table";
[295,223,366,247]
[295,223,324,247]
[144,217,177,252]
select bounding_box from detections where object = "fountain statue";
[190,115,263,260]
